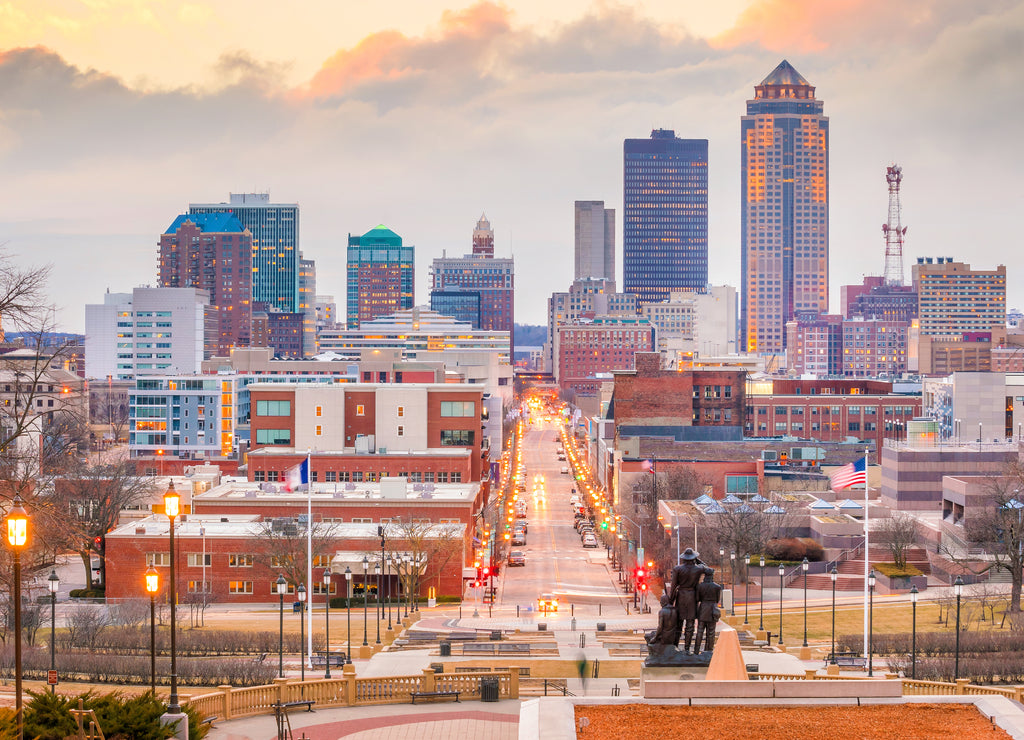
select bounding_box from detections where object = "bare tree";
[875,513,919,570]
[383,517,464,603]
[253,517,340,589]
[957,464,1024,613]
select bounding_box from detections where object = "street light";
[868,569,877,677]
[362,557,369,647]
[402,554,411,617]
[146,567,159,693]
[759,555,765,632]
[801,557,809,648]
[386,557,393,631]
[162,483,182,718]
[743,554,749,626]
[6,497,27,740]
[910,584,919,680]
[778,563,785,646]
[48,569,59,694]
[297,585,306,682]
[954,575,964,680]
[322,569,333,679]
[374,564,382,645]
[830,566,838,664]
[275,574,287,677]
[730,551,736,616]
[344,567,353,664]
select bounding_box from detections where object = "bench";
[200,716,217,727]
[462,643,496,654]
[410,690,460,704]
[497,643,531,654]
[407,631,440,641]
[825,653,868,669]
[310,652,347,667]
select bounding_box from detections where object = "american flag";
[830,456,867,490]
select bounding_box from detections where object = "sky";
[1,0,1022,332]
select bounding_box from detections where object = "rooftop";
[165,212,246,235]
[760,59,811,87]
[192,477,480,505]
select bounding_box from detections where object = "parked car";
[508,551,526,567]
[512,533,526,546]
[582,533,598,548]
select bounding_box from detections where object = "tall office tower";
[741,60,829,355]
[429,215,515,332]
[189,193,300,313]
[623,130,708,308]
[298,257,317,357]
[347,225,415,329]
[574,201,615,286]
[472,213,494,257]
[158,213,253,355]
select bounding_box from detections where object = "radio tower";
[881,164,907,286]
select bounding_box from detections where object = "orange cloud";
[304,2,513,99]
[712,0,917,54]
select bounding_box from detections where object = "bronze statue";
[693,569,723,654]
[668,547,711,653]
[645,593,679,656]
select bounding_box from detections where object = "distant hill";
[514,324,545,347]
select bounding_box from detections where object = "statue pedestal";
[641,664,710,690]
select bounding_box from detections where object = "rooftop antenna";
[882,164,907,286]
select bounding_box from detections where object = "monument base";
[641,664,710,690]
[643,646,713,669]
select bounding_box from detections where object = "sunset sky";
[1,0,1021,331]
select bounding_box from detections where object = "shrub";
[871,562,923,578]
[16,691,209,740]
[765,538,824,562]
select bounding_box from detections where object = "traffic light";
[482,567,490,578]
[600,519,608,530]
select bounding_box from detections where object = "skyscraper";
[429,215,514,332]
[623,131,708,308]
[574,201,615,286]
[741,60,829,354]
[189,193,300,313]
[158,212,252,355]
[346,225,415,329]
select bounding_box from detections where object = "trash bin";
[430,662,444,673]
[439,641,452,657]
[538,623,547,631]
[490,630,502,641]
[480,677,500,702]
[596,622,606,632]
[292,602,304,613]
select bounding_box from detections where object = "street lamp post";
[910,584,919,680]
[830,566,838,664]
[146,567,159,693]
[777,563,785,646]
[344,567,352,665]
[322,569,333,679]
[362,557,369,647]
[868,569,877,677]
[275,575,287,677]
[6,496,27,740]
[162,484,182,719]
[48,569,59,694]
[374,564,382,645]
[402,555,411,617]
[730,551,736,616]
[743,554,749,626]
[386,557,393,631]
[297,585,306,682]
[801,557,809,648]
[759,556,765,632]
[954,575,964,680]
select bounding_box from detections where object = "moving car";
[512,532,526,546]
[582,533,598,548]
[508,551,526,566]
[537,593,559,612]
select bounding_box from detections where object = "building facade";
[158,213,253,355]
[346,226,415,329]
[555,317,654,396]
[85,287,215,380]
[428,215,514,332]
[741,60,829,354]
[574,201,615,285]
[189,192,300,313]
[623,130,708,307]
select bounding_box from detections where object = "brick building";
[556,318,654,396]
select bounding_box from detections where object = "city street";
[478,417,627,623]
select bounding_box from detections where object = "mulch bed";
[575,704,1010,739]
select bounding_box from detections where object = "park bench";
[462,643,496,655]
[825,653,868,669]
[309,652,347,668]
[282,700,315,712]
[407,631,440,641]
[497,643,531,654]
[410,690,460,704]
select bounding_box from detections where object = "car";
[560,467,569,475]
[582,533,598,548]
[512,533,526,546]
[515,521,528,534]
[538,594,559,612]
[508,551,526,567]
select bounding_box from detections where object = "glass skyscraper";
[346,225,415,329]
[741,60,829,354]
[190,193,300,314]
[623,130,708,308]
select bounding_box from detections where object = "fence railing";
[750,670,1024,702]
[184,666,518,721]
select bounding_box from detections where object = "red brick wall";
[249,389,296,450]
[427,390,484,482]
[345,391,376,446]
[248,451,476,483]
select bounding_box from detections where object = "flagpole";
[306,448,313,668]
[863,447,869,661]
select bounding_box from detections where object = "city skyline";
[0,1,1021,330]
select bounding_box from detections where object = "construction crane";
[882,164,908,286]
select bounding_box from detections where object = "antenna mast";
[881,164,907,286]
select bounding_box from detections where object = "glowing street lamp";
[162,483,182,719]
[6,497,28,740]
[47,569,59,694]
[146,567,159,692]
[276,574,288,677]
[323,569,333,678]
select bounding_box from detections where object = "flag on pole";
[285,457,309,491]
[830,456,866,490]
[641,459,655,474]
